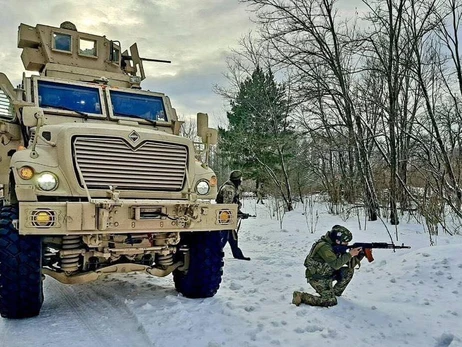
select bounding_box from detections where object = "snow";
[1,198,461,347]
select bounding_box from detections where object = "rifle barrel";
[122,56,172,64]
[141,57,171,63]
[348,242,411,249]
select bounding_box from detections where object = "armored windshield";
[38,80,102,115]
[109,90,167,122]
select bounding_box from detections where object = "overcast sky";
[0,0,258,127]
[0,0,368,128]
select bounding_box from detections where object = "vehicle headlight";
[196,180,210,195]
[36,172,58,191]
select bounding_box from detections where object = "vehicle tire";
[173,231,224,298]
[0,205,44,318]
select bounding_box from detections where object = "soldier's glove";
[348,256,362,269]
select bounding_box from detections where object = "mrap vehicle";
[0,21,237,319]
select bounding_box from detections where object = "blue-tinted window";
[53,33,72,52]
[38,81,102,114]
[110,91,166,122]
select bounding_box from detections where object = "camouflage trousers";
[297,262,355,307]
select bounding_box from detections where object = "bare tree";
[243,0,381,220]
[405,0,462,211]
[433,0,462,209]
[361,0,424,224]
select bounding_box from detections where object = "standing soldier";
[216,170,251,261]
[292,225,362,307]
[256,182,264,205]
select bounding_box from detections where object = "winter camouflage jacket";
[304,232,352,279]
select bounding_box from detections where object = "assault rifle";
[238,212,256,220]
[333,242,411,262]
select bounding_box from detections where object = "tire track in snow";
[47,277,154,347]
[0,276,154,347]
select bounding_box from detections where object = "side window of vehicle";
[53,33,72,52]
[79,38,97,57]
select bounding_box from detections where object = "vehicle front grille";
[72,136,188,191]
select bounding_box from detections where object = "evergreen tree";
[219,66,296,211]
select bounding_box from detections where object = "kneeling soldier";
[293,225,362,307]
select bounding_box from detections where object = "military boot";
[292,291,302,306]
[303,293,337,307]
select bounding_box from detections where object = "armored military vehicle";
[0,21,237,319]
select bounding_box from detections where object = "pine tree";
[219,66,296,211]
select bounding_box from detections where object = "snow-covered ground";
[1,198,461,347]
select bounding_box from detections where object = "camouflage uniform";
[293,231,357,307]
[256,183,264,204]
[216,171,250,260]
[216,180,241,206]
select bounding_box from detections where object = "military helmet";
[229,170,242,180]
[330,225,352,243]
[60,21,77,31]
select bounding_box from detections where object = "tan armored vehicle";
[0,21,237,319]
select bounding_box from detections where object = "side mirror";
[205,128,218,145]
[197,112,209,139]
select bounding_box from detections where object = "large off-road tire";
[173,231,224,298]
[0,205,44,319]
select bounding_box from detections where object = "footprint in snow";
[229,282,243,290]
[296,309,309,317]
[244,305,256,312]
[434,333,455,347]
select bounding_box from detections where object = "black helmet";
[229,170,242,180]
[330,225,352,243]
[60,21,77,31]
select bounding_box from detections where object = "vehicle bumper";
[18,200,238,235]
